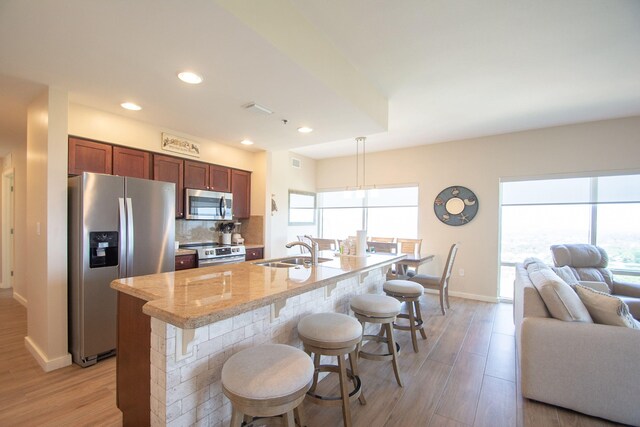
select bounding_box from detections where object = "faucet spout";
[285,240,319,265]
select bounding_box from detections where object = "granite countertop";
[176,248,197,256]
[111,252,405,329]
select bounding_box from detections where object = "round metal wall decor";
[434,186,478,226]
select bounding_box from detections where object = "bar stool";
[221,343,314,427]
[383,279,427,352]
[350,294,403,387]
[298,312,365,427]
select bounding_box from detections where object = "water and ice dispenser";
[89,231,119,268]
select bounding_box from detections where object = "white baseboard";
[24,336,72,372]
[13,291,27,307]
[423,288,499,304]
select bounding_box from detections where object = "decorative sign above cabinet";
[161,133,200,157]
[434,186,478,226]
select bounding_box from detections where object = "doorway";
[2,169,14,289]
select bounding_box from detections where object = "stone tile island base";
[149,268,385,427]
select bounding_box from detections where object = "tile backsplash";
[175,216,263,245]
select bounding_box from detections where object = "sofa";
[514,259,640,426]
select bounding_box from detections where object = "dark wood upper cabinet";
[184,160,210,190]
[209,165,231,192]
[231,169,251,219]
[153,154,184,218]
[68,137,112,175]
[113,146,150,179]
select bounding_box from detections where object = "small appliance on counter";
[231,222,244,245]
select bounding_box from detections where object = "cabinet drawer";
[175,254,197,270]
[245,247,263,261]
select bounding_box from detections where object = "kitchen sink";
[254,256,333,268]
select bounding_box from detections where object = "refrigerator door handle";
[126,197,134,276]
[118,197,127,278]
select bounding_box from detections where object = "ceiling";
[1,0,639,159]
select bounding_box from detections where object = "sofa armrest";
[613,279,640,298]
[520,318,640,426]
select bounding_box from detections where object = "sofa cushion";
[550,244,608,268]
[575,285,640,329]
[527,263,592,323]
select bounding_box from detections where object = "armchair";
[550,244,640,319]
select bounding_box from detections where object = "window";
[499,174,640,299]
[317,186,418,239]
[288,190,316,225]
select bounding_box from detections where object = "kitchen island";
[111,252,406,427]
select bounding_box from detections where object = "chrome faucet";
[285,240,319,265]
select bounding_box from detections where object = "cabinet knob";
[179,260,184,265]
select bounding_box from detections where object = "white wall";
[316,116,640,302]
[265,151,317,258]
[25,87,71,371]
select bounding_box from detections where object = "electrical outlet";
[458,268,465,277]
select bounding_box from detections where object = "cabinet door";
[231,169,251,219]
[245,247,263,261]
[113,146,150,179]
[68,137,112,175]
[175,254,197,270]
[209,164,231,192]
[184,160,210,190]
[153,154,184,218]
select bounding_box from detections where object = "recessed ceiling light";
[240,139,254,146]
[121,102,142,111]
[297,127,313,133]
[178,71,203,84]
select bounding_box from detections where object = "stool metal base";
[359,334,401,362]
[305,364,362,404]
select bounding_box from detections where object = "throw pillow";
[576,280,611,294]
[551,266,579,286]
[528,263,593,322]
[575,285,640,329]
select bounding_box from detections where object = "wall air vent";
[291,157,301,169]
[243,102,273,115]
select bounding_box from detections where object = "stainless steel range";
[182,243,246,267]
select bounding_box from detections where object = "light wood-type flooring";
[0,288,627,426]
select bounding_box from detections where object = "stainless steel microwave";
[185,188,233,220]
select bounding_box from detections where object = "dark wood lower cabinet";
[116,292,151,427]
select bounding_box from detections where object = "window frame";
[499,174,640,300]
[288,189,317,226]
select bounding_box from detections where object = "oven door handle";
[198,255,245,267]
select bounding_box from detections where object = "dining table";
[393,252,435,278]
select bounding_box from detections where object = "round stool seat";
[350,294,401,317]
[298,313,362,347]
[383,279,424,297]
[222,344,314,400]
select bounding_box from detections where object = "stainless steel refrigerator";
[68,172,175,367]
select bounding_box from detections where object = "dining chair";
[370,237,395,243]
[397,238,422,254]
[367,241,398,254]
[408,243,459,315]
[308,237,338,251]
[297,235,312,253]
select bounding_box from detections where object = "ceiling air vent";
[243,102,273,115]
[291,157,301,169]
